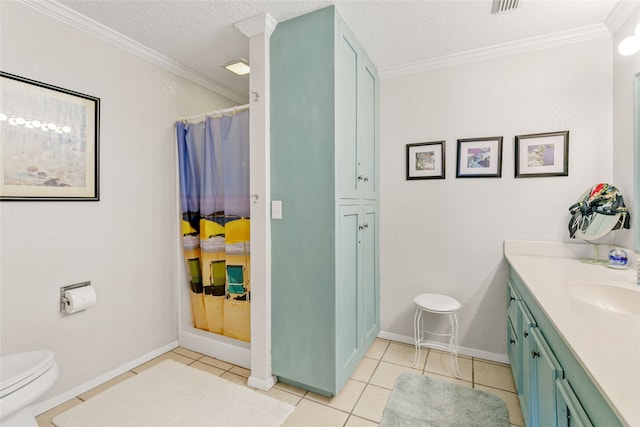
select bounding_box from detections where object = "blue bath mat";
[380,373,510,427]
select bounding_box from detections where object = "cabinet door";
[519,300,537,427]
[337,204,361,375]
[507,281,522,396]
[336,20,360,201]
[358,57,377,201]
[361,205,379,343]
[507,280,519,327]
[531,328,563,427]
[556,379,594,427]
[337,203,379,389]
[336,17,378,202]
[507,318,520,392]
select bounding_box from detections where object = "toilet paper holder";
[60,281,92,313]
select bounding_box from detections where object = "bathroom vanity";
[505,241,639,427]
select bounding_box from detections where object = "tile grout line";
[317,340,393,426]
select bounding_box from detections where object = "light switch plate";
[272,200,282,219]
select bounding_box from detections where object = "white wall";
[0,1,236,404]
[613,7,640,251]
[379,37,614,359]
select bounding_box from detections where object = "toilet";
[0,350,58,427]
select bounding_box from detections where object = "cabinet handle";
[363,176,369,182]
[509,296,515,302]
[523,331,528,338]
[363,223,369,229]
[510,339,516,344]
[531,350,540,358]
[358,175,364,181]
[358,225,364,231]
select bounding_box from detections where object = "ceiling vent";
[491,0,520,14]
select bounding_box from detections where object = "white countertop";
[504,241,640,427]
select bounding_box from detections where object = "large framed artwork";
[456,136,503,178]
[515,131,569,178]
[0,71,100,201]
[406,141,445,180]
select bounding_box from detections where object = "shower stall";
[175,106,251,366]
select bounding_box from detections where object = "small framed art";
[515,131,569,178]
[0,71,100,201]
[406,141,445,180]
[456,137,503,178]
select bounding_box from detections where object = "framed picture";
[406,141,445,180]
[515,131,569,178]
[0,71,100,201]
[456,137,503,178]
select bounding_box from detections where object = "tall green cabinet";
[270,5,379,396]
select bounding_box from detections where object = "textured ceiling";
[57,0,629,101]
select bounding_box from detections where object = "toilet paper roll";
[64,286,96,314]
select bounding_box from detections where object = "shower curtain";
[176,109,250,342]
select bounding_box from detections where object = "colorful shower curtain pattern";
[176,110,250,342]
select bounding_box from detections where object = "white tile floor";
[36,339,524,427]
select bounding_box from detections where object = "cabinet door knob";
[363,176,369,182]
[363,223,369,229]
[523,331,529,338]
[509,296,515,302]
[510,339,516,344]
[358,225,364,230]
[531,350,540,358]
[358,175,364,181]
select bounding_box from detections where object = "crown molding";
[379,23,611,80]
[606,0,640,34]
[19,0,247,104]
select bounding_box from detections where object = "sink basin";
[565,282,640,317]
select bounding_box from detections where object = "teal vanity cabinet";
[270,5,379,397]
[507,271,621,427]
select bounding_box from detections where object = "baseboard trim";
[33,341,179,416]
[378,330,509,364]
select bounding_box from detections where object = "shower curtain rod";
[178,103,249,124]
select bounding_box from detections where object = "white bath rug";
[52,359,295,427]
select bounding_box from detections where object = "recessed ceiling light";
[618,22,640,56]
[223,59,250,76]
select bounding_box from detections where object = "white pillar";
[236,12,278,391]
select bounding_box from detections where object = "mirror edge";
[635,72,640,253]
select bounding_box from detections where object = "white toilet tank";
[1,350,58,427]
